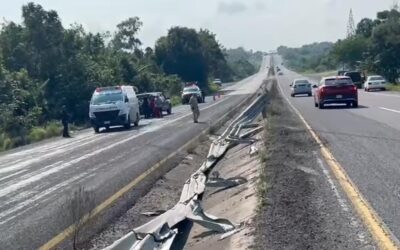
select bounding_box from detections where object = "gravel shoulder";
[253,82,376,249]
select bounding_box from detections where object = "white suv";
[89,86,140,133]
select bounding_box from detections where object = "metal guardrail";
[104,90,268,250]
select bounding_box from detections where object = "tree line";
[0,2,263,150]
[278,7,400,83]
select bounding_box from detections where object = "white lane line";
[0,97,231,198]
[379,107,400,114]
[368,92,400,98]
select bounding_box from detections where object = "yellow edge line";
[277,80,399,250]
[39,92,255,250]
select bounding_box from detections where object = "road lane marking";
[277,80,400,250]
[368,92,400,98]
[38,87,260,250]
[380,107,400,114]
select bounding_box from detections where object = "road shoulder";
[253,83,376,249]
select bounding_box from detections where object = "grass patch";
[387,84,400,92]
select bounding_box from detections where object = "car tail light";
[352,86,357,92]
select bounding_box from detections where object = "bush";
[170,96,182,106]
[0,133,13,151]
[208,82,220,94]
[28,127,47,143]
[45,121,62,138]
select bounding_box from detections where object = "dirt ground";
[253,83,376,249]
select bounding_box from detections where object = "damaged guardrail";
[105,93,268,250]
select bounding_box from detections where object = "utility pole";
[347,9,356,38]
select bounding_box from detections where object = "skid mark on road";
[380,107,400,114]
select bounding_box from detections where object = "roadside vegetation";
[0,2,263,151]
[278,6,400,86]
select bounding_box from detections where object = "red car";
[314,76,358,109]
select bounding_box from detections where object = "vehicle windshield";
[325,78,353,86]
[183,87,199,92]
[91,92,123,105]
[370,76,384,81]
[295,80,309,85]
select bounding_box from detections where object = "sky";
[0,0,396,51]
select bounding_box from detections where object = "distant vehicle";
[137,92,172,115]
[337,70,347,76]
[278,71,284,76]
[290,79,312,97]
[343,71,364,89]
[364,75,387,92]
[314,76,358,109]
[213,78,222,86]
[89,86,140,133]
[181,84,204,104]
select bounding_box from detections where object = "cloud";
[217,1,247,14]
[254,1,266,10]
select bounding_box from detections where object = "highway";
[276,56,400,243]
[0,58,269,249]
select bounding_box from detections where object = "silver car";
[290,79,312,97]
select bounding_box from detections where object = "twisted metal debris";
[105,93,268,250]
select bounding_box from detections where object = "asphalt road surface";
[276,56,400,243]
[0,57,270,249]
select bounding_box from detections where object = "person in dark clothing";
[142,97,150,119]
[61,106,71,138]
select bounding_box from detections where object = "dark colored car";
[137,92,172,115]
[314,76,358,109]
[344,71,364,89]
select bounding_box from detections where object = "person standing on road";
[189,94,200,123]
[61,106,71,138]
[155,96,163,118]
[149,97,156,118]
[142,97,150,119]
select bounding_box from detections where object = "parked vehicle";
[213,78,222,86]
[314,76,358,109]
[89,86,140,133]
[344,71,364,89]
[137,92,172,115]
[290,79,312,97]
[181,84,204,104]
[364,75,387,91]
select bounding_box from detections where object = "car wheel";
[134,113,139,126]
[353,101,358,108]
[346,102,351,108]
[167,106,172,115]
[124,115,131,129]
[291,94,295,97]
[318,103,324,109]
[314,102,318,108]
[94,126,100,133]
[308,93,312,97]
[105,125,110,131]
[382,88,386,91]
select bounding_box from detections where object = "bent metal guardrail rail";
[104,83,272,250]
[104,94,268,250]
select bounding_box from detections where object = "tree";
[370,14,400,82]
[112,17,142,51]
[356,18,375,37]
[155,27,209,90]
[331,36,369,69]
